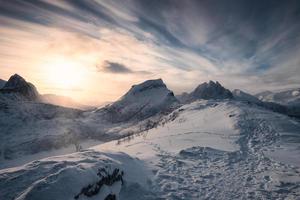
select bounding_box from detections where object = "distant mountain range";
[0,74,94,110]
[0,73,299,161]
[41,94,95,110]
[256,88,300,106]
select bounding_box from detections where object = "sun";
[43,57,85,90]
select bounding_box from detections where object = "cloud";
[1,0,300,104]
[97,61,151,75]
[98,61,132,73]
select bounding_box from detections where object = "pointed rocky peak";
[190,80,233,100]
[0,74,39,101]
[3,74,27,89]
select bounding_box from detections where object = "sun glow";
[43,57,86,90]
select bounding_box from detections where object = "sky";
[0,0,300,105]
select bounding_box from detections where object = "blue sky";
[0,0,299,104]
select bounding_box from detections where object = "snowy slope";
[95,79,178,122]
[0,100,83,160]
[0,150,153,200]
[0,100,299,199]
[0,98,148,165]
[94,100,300,199]
[0,78,178,164]
[232,89,261,103]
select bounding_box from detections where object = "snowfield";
[94,100,300,199]
[1,100,299,199]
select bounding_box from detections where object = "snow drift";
[0,150,152,200]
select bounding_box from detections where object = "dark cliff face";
[0,74,40,101]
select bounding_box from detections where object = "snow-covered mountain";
[256,88,300,106]
[0,74,39,101]
[177,81,233,103]
[98,79,179,122]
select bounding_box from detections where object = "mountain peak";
[190,80,233,100]
[102,78,178,122]
[3,74,27,89]
[1,74,39,101]
[177,81,233,103]
[127,78,165,96]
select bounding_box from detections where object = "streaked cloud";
[0,0,300,104]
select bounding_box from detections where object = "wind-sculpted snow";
[95,100,300,199]
[0,150,152,200]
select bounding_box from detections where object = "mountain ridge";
[177,80,233,103]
